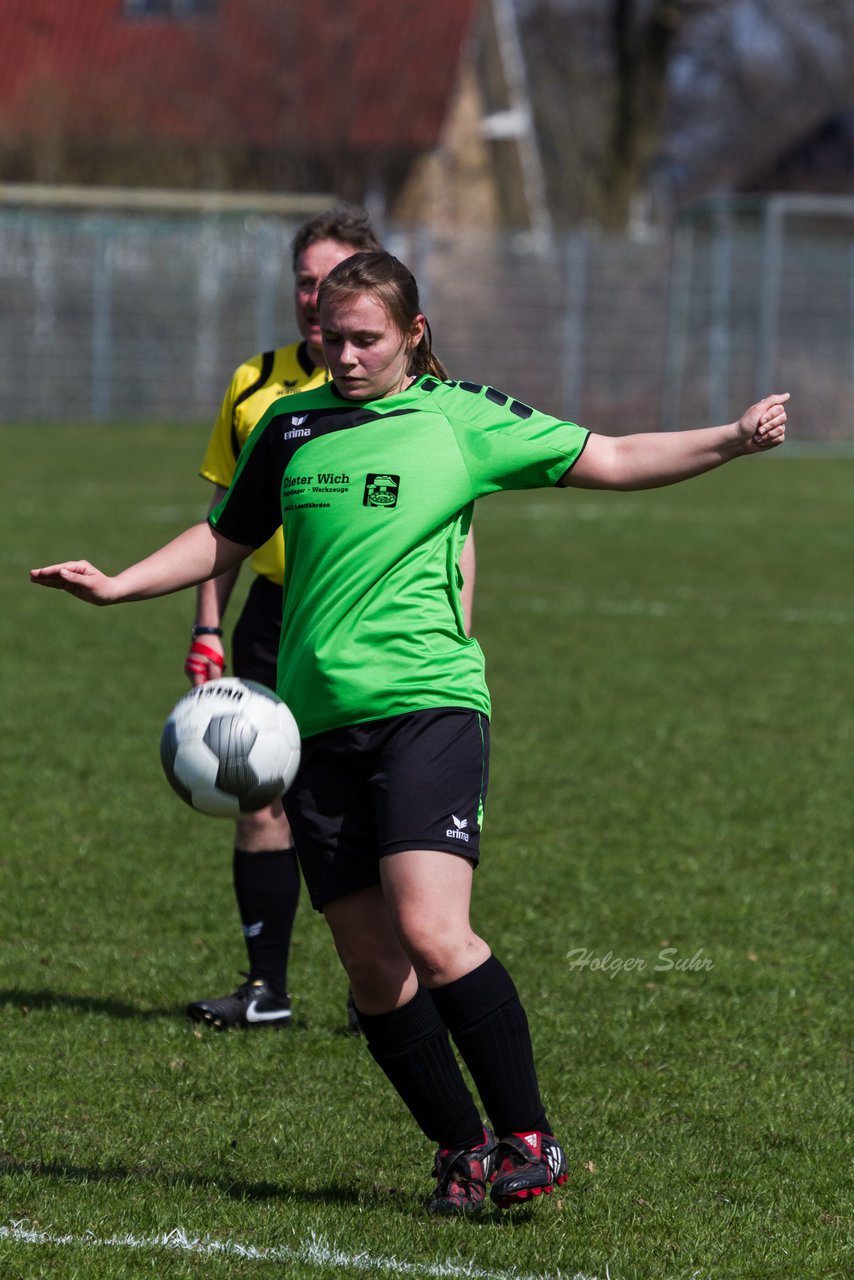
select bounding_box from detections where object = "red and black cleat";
[428,1126,496,1216]
[491,1131,568,1208]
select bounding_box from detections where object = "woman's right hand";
[29,560,116,605]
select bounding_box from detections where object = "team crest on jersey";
[363,474,400,508]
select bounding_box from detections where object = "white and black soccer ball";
[160,678,301,818]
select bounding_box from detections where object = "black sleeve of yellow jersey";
[208,416,282,549]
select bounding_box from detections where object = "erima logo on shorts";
[446,815,470,842]
[363,474,400,508]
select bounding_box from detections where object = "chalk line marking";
[0,1221,611,1280]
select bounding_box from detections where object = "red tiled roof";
[0,0,479,153]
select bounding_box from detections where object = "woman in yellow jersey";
[183,207,384,1032]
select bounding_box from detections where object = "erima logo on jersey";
[446,815,470,842]
[363,473,400,508]
[282,418,310,440]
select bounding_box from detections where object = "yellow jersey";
[199,341,330,582]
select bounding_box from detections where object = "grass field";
[1,423,851,1279]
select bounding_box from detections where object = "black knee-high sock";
[430,954,551,1138]
[357,985,484,1148]
[232,847,300,995]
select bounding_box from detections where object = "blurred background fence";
[2,192,853,439]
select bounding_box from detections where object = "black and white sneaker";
[491,1131,568,1208]
[185,976,291,1030]
[429,1127,496,1216]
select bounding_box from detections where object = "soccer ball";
[160,678,301,818]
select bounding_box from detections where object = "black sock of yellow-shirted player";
[232,846,300,997]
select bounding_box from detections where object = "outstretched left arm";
[561,393,789,491]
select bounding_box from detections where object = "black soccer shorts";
[231,573,283,691]
[283,708,490,910]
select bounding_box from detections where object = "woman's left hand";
[737,392,789,453]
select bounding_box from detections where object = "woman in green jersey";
[31,251,788,1216]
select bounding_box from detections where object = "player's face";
[320,292,424,401]
[294,239,362,359]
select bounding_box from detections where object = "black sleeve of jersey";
[209,418,282,548]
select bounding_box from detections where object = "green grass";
[1,424,851,1279]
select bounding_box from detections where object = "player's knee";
[334,933,411,999]
[397,916,477,986]
[235,802,290,849]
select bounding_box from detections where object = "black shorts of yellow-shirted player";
[30,248,789,1215]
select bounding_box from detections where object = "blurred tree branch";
[603,0,691,226]
[520,0,854,227]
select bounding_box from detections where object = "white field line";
[0,1221,618,1280]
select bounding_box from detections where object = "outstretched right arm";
[30,521,252,606]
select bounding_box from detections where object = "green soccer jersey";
[210,375,589,739]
